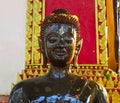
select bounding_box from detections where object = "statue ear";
[38,38,47,68]
[38,38,44,53]
[76,39,83,54]
[73,39,83,68]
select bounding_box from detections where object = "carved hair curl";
[41,9,80,42]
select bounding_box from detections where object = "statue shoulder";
[87,80,109,103]
[77,79,109,103]
[8,87,29,103]
[9,76,47,103]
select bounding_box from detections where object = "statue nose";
[60,37,64,42]
[57,37,65,47]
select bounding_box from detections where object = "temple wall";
[0,0,26,94]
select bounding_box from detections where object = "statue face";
[44,23,77,67]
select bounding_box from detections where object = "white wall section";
[0,0,26,94]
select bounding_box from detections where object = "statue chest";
[24,78,92,103]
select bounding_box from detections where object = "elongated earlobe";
[38,38,47,68]
[73,54,78,68]
[73,39,83,68]
[42,54,47,68]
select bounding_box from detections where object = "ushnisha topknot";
[51,8,70,15]
[41,9,80,43]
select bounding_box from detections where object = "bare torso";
[9,74,108,103]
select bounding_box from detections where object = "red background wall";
[45,0,96,64]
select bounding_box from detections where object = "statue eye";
[64,36,73,44]
[48,36,58,43]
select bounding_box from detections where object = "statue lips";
[54,48,67,57]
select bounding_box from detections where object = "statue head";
[39,9,83,68]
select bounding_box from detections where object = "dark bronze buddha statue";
[8,9,109,103]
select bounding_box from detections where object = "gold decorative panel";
[25,0,45,69]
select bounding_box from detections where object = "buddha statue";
[8,9,109,103]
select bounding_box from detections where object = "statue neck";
[47,64,70,79]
